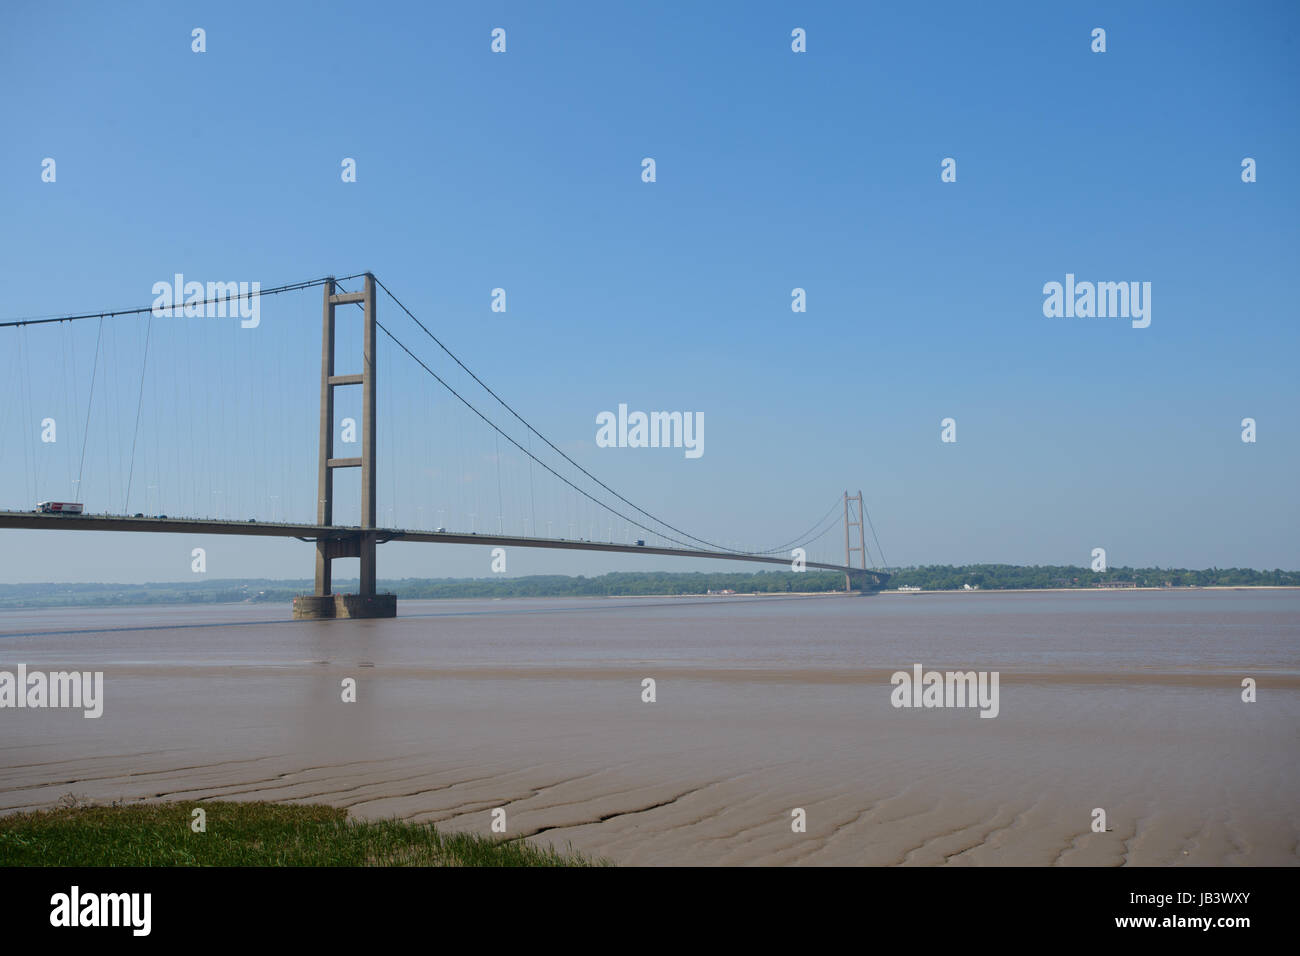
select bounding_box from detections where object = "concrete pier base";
[293,593,397,619]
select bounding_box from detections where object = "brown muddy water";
[1,589,1296,865]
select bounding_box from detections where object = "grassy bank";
[0,800,605,867]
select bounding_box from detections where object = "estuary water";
[1,589,1297,865]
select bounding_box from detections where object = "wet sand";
[1,592,1297,865]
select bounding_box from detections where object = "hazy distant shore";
[2,566,1297,610]
[4,584,1298,612]
[878,585,1300,595]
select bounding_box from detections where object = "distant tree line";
[0,571,849,609]
[0,565,1295,609]
[886,564,1300,590]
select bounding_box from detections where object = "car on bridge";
[36,501,83,515]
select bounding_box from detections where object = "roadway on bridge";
[0,511,889,583]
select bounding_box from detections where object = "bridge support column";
[359,273,378,598]
[844,490,867,592]
[294,274,395,619]
[314,279,336,597]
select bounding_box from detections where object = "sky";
[1,0,1297,584]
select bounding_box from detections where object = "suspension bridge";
[0,273,889,617]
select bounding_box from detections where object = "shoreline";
[877,584,1300,595]
[3,584,1299,613]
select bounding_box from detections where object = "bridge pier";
[294,533,396,618]
[293,593,397,620]
[293,274,396,620]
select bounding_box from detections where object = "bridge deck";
[0,511,888,583]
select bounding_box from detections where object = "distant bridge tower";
[293,274,396,619]
[843,490,868,592]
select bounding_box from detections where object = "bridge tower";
[843,490,868,592]
[293,274,397,619]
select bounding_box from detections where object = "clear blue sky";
[1,0,1297,583]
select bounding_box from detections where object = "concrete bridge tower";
[293,274,397,619]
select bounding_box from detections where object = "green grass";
[0,799,606,867]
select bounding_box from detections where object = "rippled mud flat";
[1,591,1297,865]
